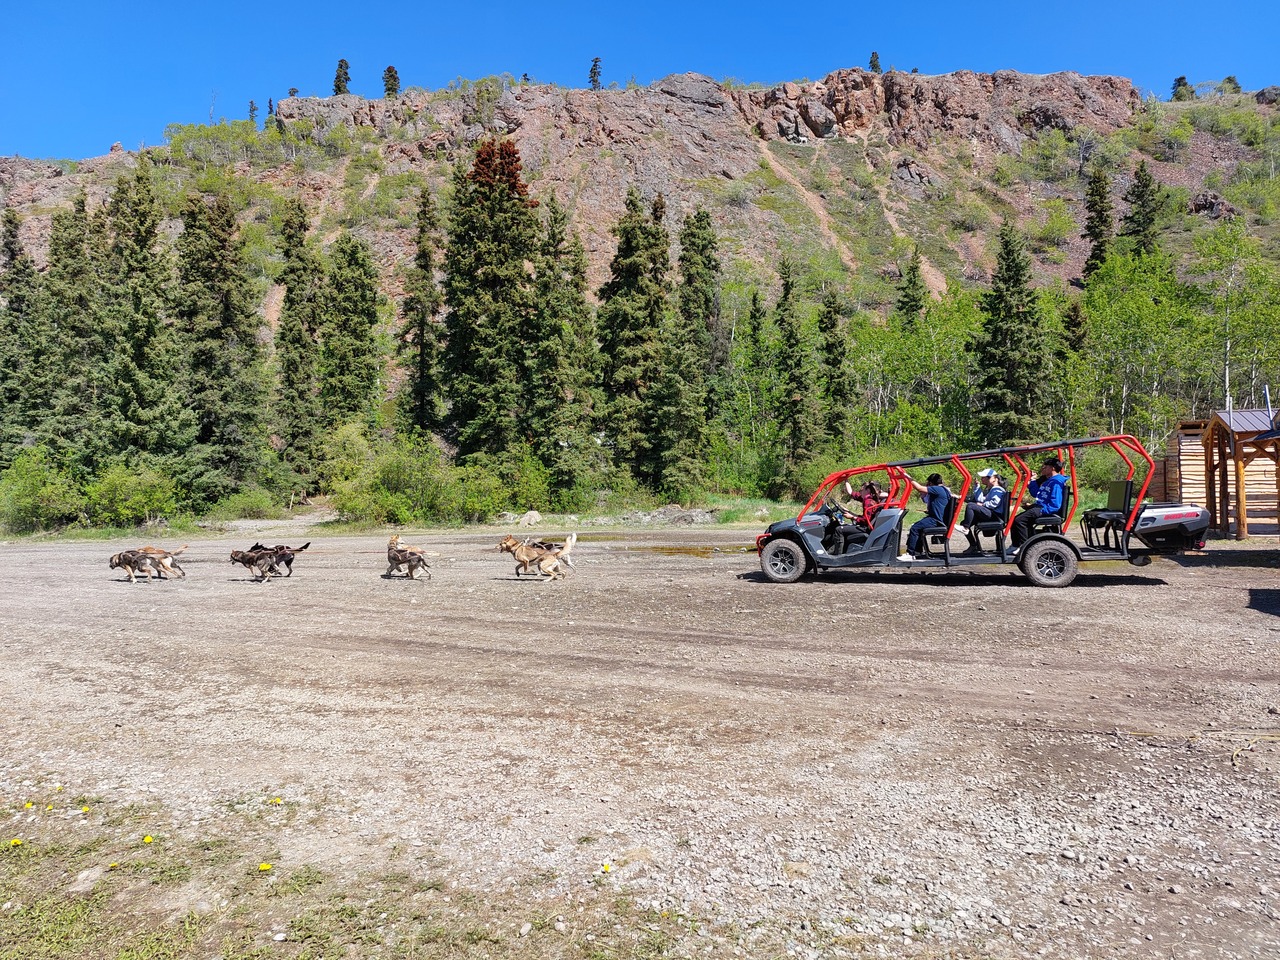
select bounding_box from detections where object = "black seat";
[919,495,962,558]
[1029,484,1072,533]
[1082,480,1134,549]
[972,488,1014,552]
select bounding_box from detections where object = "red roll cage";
[796,435,1153,539]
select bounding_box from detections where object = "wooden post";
[1205,429,1215,527]
[1235,454,1249,540]
[1219,428,1231,535]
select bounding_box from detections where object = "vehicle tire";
[760,538,808,584]
[1020,539,1079,588]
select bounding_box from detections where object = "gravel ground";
[2,526,1278,958]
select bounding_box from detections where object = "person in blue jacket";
[1011,457,1067,548]
[899,472,952,560]
[954,468,1007,555]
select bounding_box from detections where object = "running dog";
[109,550,164,583]
[498,532,576,580]
[248,541,310,577]
[385,540,431,580]
[388,534,425,556]
[229,547,283,582]
[137,544,188,579]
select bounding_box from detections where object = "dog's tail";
[296,541,311,552]
[553,532,577,565]
[169,544,190,556]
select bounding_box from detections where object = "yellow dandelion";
[600,862,612,873]
[259,862,273,872]
[9,838,22,847]
[81,806,90,814]
[45,804,53,811]
[143,835,154,844]
[23,802,33,809]
[269,797,283,805]
[54,786,62,792]
[109,862,118,869]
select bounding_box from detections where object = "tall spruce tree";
[397,188,445,434]
[675,208,721,375]
[818,288,856,443]
[333,59,351,96]
[597,188,671,482]
[1171,76,1195,101]
[896,246,927,322]
[175,192,270,507]
[0,209,49,466]
[319,232,382,424]
[274,198,324,482]
[1120,161,1165,256]
[869,52,882,74]
[971,222,1046,447]
[1082,165,1114,279]
[773,259,823,483]
[527,194,601,505]
[589,58,602,91]
[383,65,400,99]
[443,138,540,457]
[99,162,195,464]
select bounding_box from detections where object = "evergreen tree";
[1120,161,1165,256]
[818,288,855,443]
[971,222,1046,447]
[443,138,540,457]
[675,208,721,375]
[895,246,927,322]
[249,100,258,124]
[175,192,270,507]
[333,59,350,96]
[319,232,382,424]
[597,188,671,482]
[99,162,196,464]
[288,87,299,98]
[1082,164,1114,280]
[869,52,882,74]
[268,97,274,116]
[1171,76,1195,101]
[1220,76,1242,95]
[527,194,601,506]
[397,187,445,434]
[383,66,400,99]
[772,259,823,483]
[0,209,49,466]
[274,198,324,482]
[589,57,602,91]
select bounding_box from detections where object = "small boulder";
[517,510,543,528]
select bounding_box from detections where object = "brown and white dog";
[248,541,310,577]
[386,537,431,580]
[138,544,188,579]
[109,550,164,583]
[498,532,576,581]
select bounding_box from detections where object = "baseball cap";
[977,468,997,477]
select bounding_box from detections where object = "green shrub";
[204,489,284,521]
[1031,199,1076,251]
[85,463,177,527]
[0,447,85,533]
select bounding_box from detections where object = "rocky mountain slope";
[2,66,1275,313]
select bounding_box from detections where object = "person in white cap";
[954,468,1006,555]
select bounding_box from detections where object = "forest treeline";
[0,137,1278,533]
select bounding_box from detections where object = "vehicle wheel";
[1020,539,1079,588]
[760,538,807,584]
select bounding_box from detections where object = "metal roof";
[1212,409,1275,434]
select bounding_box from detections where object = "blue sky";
[2,0,1275,160]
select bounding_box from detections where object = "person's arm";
[905,476,928,494]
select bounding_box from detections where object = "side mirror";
[843,481,854,497]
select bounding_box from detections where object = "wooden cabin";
[1196,410,1280,539]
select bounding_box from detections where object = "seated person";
[833,481,884,552]
[955,468,1006,555]
[898,472,951,560]
[1011,457,1067,548]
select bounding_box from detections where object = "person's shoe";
[896,552,915,561]
[954,524,969,536]
[960,546,983,556]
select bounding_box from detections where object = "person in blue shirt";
[955,468,1007,555]
[899,472,952,560]
[1011,457,1067,548]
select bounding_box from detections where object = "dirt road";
[2,527,1278,958]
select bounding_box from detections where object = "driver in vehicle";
[833,481,885,552]
[899,472,951,561]
[955,468,1006,555]
[1011,457,1067,548]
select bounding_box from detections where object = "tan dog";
[388,534,425,555]
[138,544,188,579]
[386,542,431,580]
[109,550,164,583]
[498,532,576,581]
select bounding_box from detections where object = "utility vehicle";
[756,436,1209,588]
